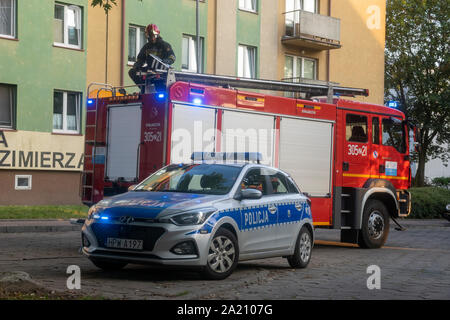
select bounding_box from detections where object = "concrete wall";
[329,0,386,105]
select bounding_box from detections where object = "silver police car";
[81,153,314,280]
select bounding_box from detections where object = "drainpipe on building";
[196,0,201,73]
[105,0,109,84]
[326,0,331,83]
[120,0,126,86]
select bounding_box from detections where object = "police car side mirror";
[239,189,263,200]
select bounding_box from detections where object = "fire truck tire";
[287,226,313,268]
[202,228,239,280]
[90,258,128,271]
[358,200,390,249]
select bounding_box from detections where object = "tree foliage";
[90,0,118,14]
[385,0,450,186]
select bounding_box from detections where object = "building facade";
[0,0,387,205]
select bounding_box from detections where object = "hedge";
[408,187,450,219]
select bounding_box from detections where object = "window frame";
[128,24,147,65]
[284,54,317,81]
[181,34,204,73]
[239,0,258,13]
[382,117,406,154]
[238,44,257,79]
[53,3,83,50]
[346,113,369,143]
[0,83,16,129]
[285,0,318,14]
[15,175,32,190]
[0,0,16,39]
[52,90,82,134]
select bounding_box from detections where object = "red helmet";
[146,24,160,37]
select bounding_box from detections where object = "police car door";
[239,167,279,254]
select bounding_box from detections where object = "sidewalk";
[0,219,83,233]
[0,218,448,234]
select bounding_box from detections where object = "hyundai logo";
[119,216,135,224]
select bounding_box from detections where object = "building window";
[286,0,317,14]
[53,91,81,134]
[239,0,257,12]
[0,84,15,128]
[0,0,15,38]
[128,25,147,63]
[182,34,204,73]
[54,3,82,49]
[15,175,32,190]
[284,55,317,81]
[238,45,257,79]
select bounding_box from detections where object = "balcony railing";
[282,10,341,50]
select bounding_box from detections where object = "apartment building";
[88,0,386,104]
[0,0,386,205]
[0,0,88,205]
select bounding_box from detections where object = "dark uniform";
[128,37,176,86]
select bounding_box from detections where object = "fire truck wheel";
[358,200,390,249]
[202,228,239,280]
[90,258,128,271]
[287,226,313,268]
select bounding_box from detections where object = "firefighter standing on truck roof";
[128,24,176,89]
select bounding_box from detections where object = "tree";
[385,0,450,186]
[91,0,117,14]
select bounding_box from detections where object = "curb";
[0,220,83,234]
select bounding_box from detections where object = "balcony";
[282,10,341,50]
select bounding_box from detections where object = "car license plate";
[106,238,143,250]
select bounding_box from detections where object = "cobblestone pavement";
[0,220,449,300]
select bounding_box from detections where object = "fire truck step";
[341,210,351,214]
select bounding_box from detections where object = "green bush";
[432,177,450,188]
[408,187,450,219]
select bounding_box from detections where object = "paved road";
[0,220,449,300]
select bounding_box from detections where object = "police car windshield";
[134,164,243,195]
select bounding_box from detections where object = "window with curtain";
[128,25,147,63]
[284,55,317,81]
[53,91,81,134]
[181,34,204,73]
[0,84,15,128]
[238,45,257,79]
[0,0,15,37]
[239,0,257,12]
[54,3,82,49]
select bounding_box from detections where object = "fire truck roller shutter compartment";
[221,111,276,166]
[106,104,142,181]
[279,117,334,197]
[170,104,217,163]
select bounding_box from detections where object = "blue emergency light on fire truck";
[82,55,415,249]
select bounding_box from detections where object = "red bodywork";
[82,81,410,228]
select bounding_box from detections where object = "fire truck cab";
[82,69,412,249]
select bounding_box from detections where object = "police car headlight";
[87,199,113,220]
[161,208,217,226]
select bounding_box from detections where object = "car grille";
[91,223,166,251]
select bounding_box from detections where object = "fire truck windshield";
[133,164,243,195]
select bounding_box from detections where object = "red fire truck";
[82,69,412,248]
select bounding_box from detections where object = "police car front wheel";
[287,226,313,268]
[202,228,239,280]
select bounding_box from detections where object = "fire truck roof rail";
[168,70,369,99]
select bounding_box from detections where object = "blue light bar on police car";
[191,152,263,163]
